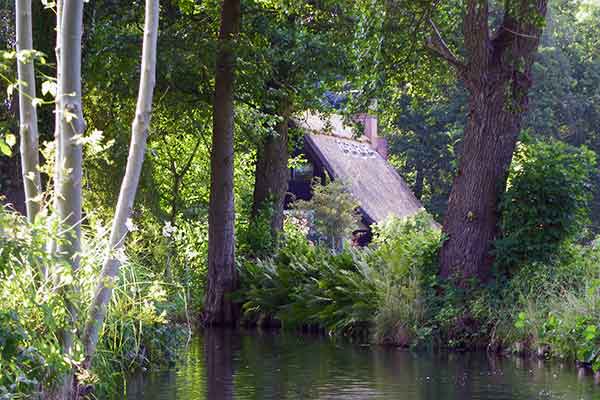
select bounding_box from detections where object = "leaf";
[5,133,16,148]
[64,110,77,123]
[584,325,597,341]
[2,51,15,59]
[41,81,57,97]
[0,140,11,156]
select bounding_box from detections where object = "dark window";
[291,162,314,182]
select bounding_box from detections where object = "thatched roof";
[296,112,425,224]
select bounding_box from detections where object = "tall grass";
[0,205,189,398]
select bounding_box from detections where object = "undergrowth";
[0,206,188,398]
[238,137,600,372]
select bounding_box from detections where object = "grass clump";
[370,213,441,345]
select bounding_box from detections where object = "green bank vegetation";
[2,0,600,398]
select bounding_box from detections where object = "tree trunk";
[252,102,291,241]
[15,0,41,222]
[413,162,424,200]
[47,0,62,264]
[432,0,548,283]
[53,0,85,397]
[440,87,526,281]
[203,0,240,326]
[82,0,159,371]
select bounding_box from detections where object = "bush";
[238,212,443,345]
[0,207,70,398]
[0,206,187,397]
[237,201,276,259]
[506,241,600,367]
[370,213,442,345]
[239,224,379,335]
[293,178,361,252]
[496,135,596,269]
[88,258,188,394]
[464,238,600,357]
[128,216,207,315]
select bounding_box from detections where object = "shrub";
[0,207,70,398]
[128,216,207,314]
[0,206,187,397]
[238,212,443,345]
[516,241,600,367]
[293,177,361,252]
[239,227,379,335]
[370,213,442,345]
[496,135,596,269]
[237,201,276,259]
[469,239,600,355]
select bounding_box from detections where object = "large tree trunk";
[252,102,291,241]
[81,0,159,371]
[432,0,548,283]
[203,0,241,326]
[53,0,85,398]
[15,0,41,222]
[440,86,527,281]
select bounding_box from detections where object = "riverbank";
[237,212,600,377]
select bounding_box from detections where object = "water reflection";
[120,329,600,400]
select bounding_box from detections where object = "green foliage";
[370,213,442,345]
[0,209,69,397]
[455,238,600,361]
[496,135,596,269]
[90,260,187,394]
[130,216,208,313]
[383,91,465,219]
[0,206,187,397]
[237,201,276,259]
[239,226,379,335]
[239,212,443,345]
[503,242,600,369]
[293,178,361,251]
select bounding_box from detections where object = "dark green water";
[119,329,600,400]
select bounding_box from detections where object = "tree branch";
[426,19,465,70]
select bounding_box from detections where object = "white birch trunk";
[15,0,41,222]
[54,0,63,208]
[53,0,85,397]
[56,0,85,270]
[82,0,159,370]
[46,0,62,264]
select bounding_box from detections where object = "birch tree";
[52,0,85,397]
[15,0,41,222]
[82,0,159,370]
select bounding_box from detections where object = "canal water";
[119,329,600,399]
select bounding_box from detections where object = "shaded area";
[120,330,600,400]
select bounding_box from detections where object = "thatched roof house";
[289,111,424,228]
